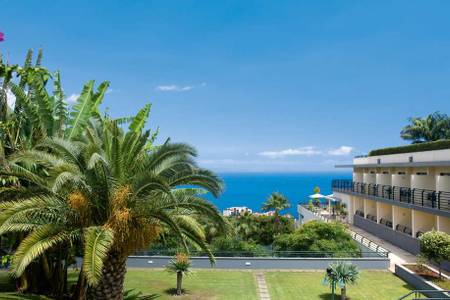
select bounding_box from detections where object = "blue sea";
[207,172,352,218]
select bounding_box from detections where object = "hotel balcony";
[332,179,450,216]
[332,179,450,263]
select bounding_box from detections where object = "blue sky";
[1,0,450,172]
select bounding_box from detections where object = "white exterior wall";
[364,199,376,217]
[377,202,392,224]
[353,171,363,182]
[392,174,411,188]
[436,169,450,191]
[411,168,435,190]
[393,206,412,228]
[334,192,352,223]
[354,196,364,213]
[363,172,376,184]
[376,172,392,194]
[413,210,437,236]
[354,149,450,165]
[437,216,450,233]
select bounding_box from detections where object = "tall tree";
[0,49,123,297]
[262,192,290,235]
[400,112,450,143]
[0,109,226,300]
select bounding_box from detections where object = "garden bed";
[404,264,450,290]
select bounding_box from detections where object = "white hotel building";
[332,147,450,256]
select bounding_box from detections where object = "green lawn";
[265,271,416,300]
[0,269,417,300]
[0,269,258,300]
[124,269,258,300]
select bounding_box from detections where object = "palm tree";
[166,253,191,295]
[400,112,450,143]
[234,212,257,240]
[324,262,359,300]
[0,49,112,296]
[0,109,226,300]
[262,192,290,235]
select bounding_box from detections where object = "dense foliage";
[148,213,293,255]
[0,50,227,300]
[419,230,450,278]
[368,139,450,156]
[211,236,268,256]
[400,112,450,143]
[273,221,361,257]
[233,214,294,245]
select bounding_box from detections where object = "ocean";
[207,172,352,218]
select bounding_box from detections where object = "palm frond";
[82,226,114,286]
[66,80,95,140]
[129,104,151,133]
[11,224,77,277]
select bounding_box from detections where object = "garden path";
[255,272,271,300]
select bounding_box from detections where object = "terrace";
[332,179,450,215]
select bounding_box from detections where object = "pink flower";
[0,32,4,42]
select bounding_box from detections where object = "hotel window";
[440,173,450,176]
[382,171,389,174]
[416,172,428,175]
[398,172,406,175]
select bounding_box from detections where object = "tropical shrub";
[211,236,268,257]
[230,214,294,245]
[273,221,361,257]
[166,253,191,295]
[419,230,450,278]
[324,261,359,300]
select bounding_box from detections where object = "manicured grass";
[265,271,416,300]
[0,269,258,300]
[0,269,418,300]
[124,268,258,300]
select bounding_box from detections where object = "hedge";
[368,140,450,156]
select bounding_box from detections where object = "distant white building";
[223,206,252,217]
[253,211,275,217]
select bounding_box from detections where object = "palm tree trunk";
[88,251,127,300]
[72,266,87,300]
[341,286,346,300]
[176,272,183,295]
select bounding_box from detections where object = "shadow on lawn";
[0,293,50,299]
[319,293,345,300]
[164,288,189,296]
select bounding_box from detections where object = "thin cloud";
[6,88,16,108]
[106,88,119,94]
[258,147,322,158]
[66,94,79,103]
[155,82,206,92]
[328,146,353,156]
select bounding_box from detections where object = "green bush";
[230,214,294,245]
[273,221,361,257]
[211,236,268,256]
[419,230,450,278]
[368,139,450,156]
